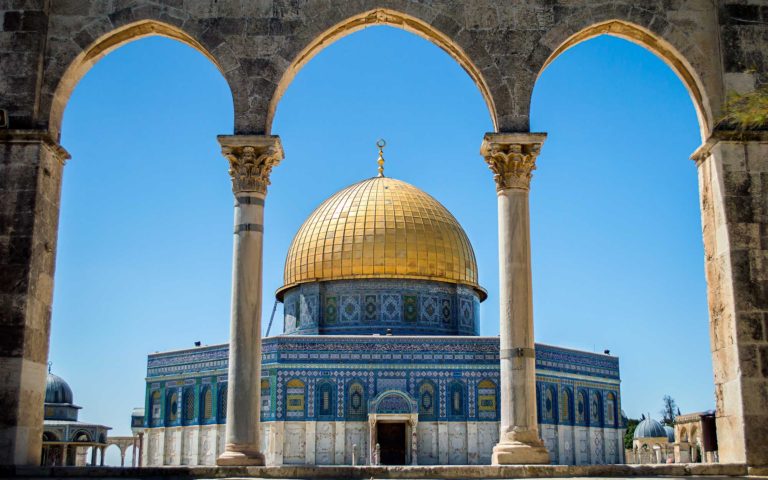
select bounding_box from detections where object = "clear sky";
[50,26,710,464]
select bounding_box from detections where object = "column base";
[216,446,265,466]
[492,439,551,465]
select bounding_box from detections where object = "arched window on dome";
[347,381,366,419]
[285,379,306,419]
[166,391,178,424]
[418,380,436,420]
[316,381,335,419]
[217,384,228,423]
[576,389,588,425]
[200,386,213,422]
[590,391,603,427]
[149,390,161,427]
[182,387,195,425]
[606,392,617,427]
[477,379,497,420]
[560,388,573,424]
[448,381,465,418]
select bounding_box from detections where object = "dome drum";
[282,278,480,336]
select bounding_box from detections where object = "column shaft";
[216,135,283,466]
[481,132,550,465]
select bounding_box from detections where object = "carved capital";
[219,135,284,195]
[480,133,546,191]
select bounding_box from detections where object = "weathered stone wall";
[0,0,737,136]
[1,0,767,468]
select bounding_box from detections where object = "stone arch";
[534,19,713,139]
[266,7,498,134]
[48,19,234,139]
[70,430,92,443]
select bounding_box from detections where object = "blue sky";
[50,26,710,463]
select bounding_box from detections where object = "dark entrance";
[376,422,406,465]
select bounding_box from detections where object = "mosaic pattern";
[376,393,413,414]
[363,295,377,321]
[286,379,305,419]
[281,279,480,335]
[477,379,497,420]
[421,296,438,323]
[381,294,400,322]
[340,295,360,323]
[145,339,621,427]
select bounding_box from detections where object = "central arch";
[266,8,498,134]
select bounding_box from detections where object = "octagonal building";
[140,156,625,466]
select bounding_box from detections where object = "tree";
[660,395,678,426]
[624,418,640,450]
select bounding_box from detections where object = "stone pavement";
[1,463,765,479]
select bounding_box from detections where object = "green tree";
[624,418,640,450]
[660,395,678,426]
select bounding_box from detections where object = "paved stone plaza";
[0,463,762,479]
[1,0,767,474]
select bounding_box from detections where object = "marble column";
[90,446,97,466]
[216,135,284,466]
[481,133,550,465]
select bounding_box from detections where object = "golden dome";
[277,176,485,300]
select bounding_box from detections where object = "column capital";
[0,129,70,164]
[480,132,546,192]
[218,135,284,195]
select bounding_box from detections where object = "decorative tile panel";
[381,294,400,322]
[404,295,418,322]
[340,295,361,323]
[420,295,439,323]
[324,296,338,324]
[363,295,378,322]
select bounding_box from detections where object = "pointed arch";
[267,8,497,134]
[536,20,712,139]
[346,379,367,419]
[217,384,228,423]
[315,380,336,419]
[285,378,306,419]
[49,19,232,139]
[200,386,213,422]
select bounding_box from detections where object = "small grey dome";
[664,425,675,442]
[634,418,666,438]
[45,373,74,404]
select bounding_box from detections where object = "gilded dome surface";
[278,176,483,299]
